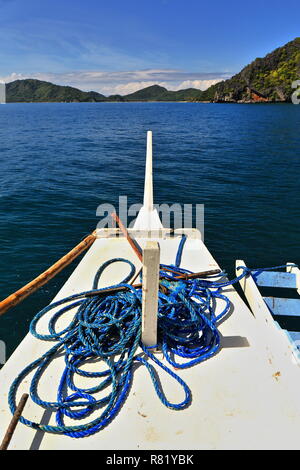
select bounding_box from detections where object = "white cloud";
[1,69,230,96]
[170,79,223,91]
[99,81,168,95]
[0,72,25,82]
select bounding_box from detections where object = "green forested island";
[200,37,300,102]
[5,37,300,103]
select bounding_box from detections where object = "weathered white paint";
[236,260,276,326]
[287,262,300,295]
[141,241,160,347]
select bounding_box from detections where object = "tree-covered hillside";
[6,79,106,102]
[200,37,300,102]
[123,84,202,101]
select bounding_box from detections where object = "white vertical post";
[0,82,6,104]
[287,262,300,295]
[144,131,154,212]
[142,241,160,348]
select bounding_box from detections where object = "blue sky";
[0,0,299,95]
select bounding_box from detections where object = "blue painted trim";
[263,297,300,317]
[253,271,297,289]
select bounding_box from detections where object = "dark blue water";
[0,102,300,358]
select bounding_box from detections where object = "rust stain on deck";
[273,371,281,381]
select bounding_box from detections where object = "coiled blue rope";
[8,239,298,438]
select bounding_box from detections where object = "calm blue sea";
[0,102,299,358]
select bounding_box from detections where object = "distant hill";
[6,79,107,102]
[200,37,300,102]
[5,38,300,103]
[124,84,202,101]
[6,80,202,103]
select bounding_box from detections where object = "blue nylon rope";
[8,239,298,438]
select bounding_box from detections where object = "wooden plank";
[263,297,300,317]
[141,241,160,348]
[253,271,297,289]
[288,331,300,348]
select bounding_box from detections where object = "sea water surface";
[0,102,299,358]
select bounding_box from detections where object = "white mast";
[144,131,154,212]
[133,131,163,231]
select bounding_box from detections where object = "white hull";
[0,229,300,450]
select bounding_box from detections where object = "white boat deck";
[0,232,300,450]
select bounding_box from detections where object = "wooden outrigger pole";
[0,231,97,316]
[0,394,29,451]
